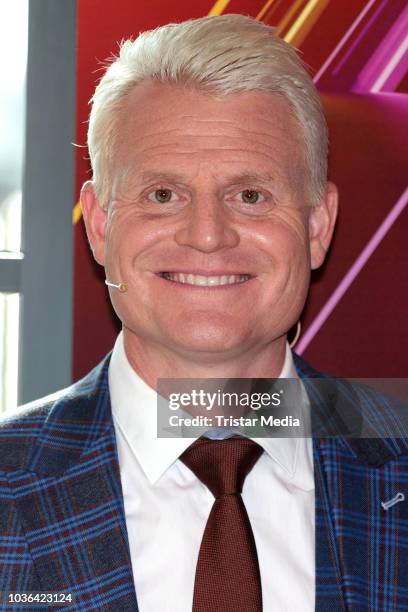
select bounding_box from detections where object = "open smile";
[159,272,253,287]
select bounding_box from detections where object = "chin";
[165,315,248,355]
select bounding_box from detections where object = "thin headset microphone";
[105,279,128,293]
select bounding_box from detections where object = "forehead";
[114,81,305,180]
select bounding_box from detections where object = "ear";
[309,181,338,270]
[80,181,108,266]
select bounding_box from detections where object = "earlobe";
[309,181,338,270]
[80,181,108,265]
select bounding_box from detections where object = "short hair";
[88,14,328,209]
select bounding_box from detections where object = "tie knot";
[180,437,263,498]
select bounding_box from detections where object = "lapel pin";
[381,492,405,510]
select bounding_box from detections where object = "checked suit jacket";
[0,353,408,611]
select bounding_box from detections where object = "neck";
[122,328,288,391]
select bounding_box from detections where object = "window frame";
[1,0,76,407]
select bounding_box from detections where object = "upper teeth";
[162,273,250,286]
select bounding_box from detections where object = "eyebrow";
[222,172,277,186]
[140,171,186,184]
[139,171,277,185]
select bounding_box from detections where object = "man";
[1,14,407,612]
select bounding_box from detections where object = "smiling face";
[82,81,337,372]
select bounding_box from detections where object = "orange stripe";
[284,0,330,46]
[275,0,306,36]
[208,0,232,16]
[256,0,277,22]
[73,201,82,224]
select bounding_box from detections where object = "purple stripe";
[373,38,408,92]
[332,0,388,76]
[353,4,408,92]
[313,0,377,84]
[296,186,408,354]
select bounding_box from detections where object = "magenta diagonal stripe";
[353,3,408,92]
[313,0,377,84]
[296,185,408,354]
[332,0,388,76]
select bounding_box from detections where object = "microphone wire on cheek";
[105,279,128,293]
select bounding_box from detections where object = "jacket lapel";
[295,353,408,611]
[313,437,348,611]
[13,356,138,610]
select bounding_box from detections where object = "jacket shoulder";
[0,355,111,472]
[294,352,408,464]
[0,392,66,471]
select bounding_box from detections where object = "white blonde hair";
[88,14,328,209]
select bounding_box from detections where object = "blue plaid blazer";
[0,354,407,611]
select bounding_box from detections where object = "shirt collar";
[109,331,312,488]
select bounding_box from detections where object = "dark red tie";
[180,437,264,612]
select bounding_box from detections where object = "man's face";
[82,82,337,362]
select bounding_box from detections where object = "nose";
[174,195,240,253]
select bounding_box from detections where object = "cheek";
[103,213,161,268]
[253,223,311,310]
[255,218,310,268]
[279,217,311,273]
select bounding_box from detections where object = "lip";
[156,270,255,277]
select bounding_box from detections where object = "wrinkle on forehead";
[118,80,303,139]
[122,115,297,139]
[113,82,308,199]
[119,110,302,149]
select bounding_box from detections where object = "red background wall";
[73,0,408,379]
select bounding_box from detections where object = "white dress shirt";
[109,332,315,612]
